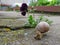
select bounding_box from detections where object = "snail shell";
[35,21,50,33]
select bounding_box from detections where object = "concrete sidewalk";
[0,11,60,45]
[0,11,27,19]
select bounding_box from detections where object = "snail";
[34,21,50,40]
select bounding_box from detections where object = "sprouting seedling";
[47,20,53,25]
[20,3,28,16]
[45,18,49,22]
[39,16,44,21]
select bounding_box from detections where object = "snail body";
[34,21,50,40]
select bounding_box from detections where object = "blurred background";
[0,0,60,12]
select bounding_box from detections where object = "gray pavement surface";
[0,11,60,45]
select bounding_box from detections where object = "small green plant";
[24,15,53,28]
[38,16,53,25]
[39,16,44,21]
[24,15,37,28]
[46,20,53,25]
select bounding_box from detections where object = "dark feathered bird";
[20,3,28,16]
[21,11,26,16]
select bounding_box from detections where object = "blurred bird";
[20,3,28,16]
